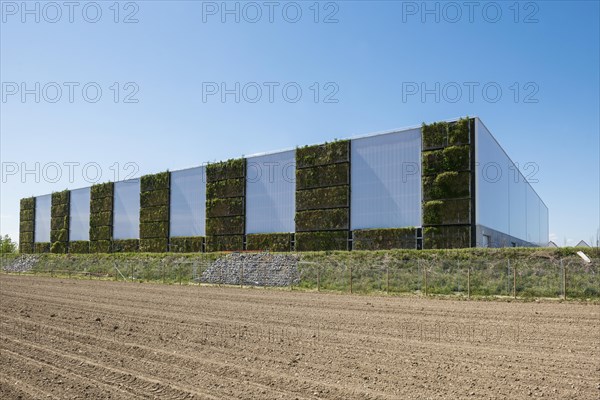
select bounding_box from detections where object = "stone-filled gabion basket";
[200,252,300,287]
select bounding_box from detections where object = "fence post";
[424,269,428,297]
[349,263,353,294]
[386,265,389,295]
[467,268,471,299]
[317,265,320,292]
[562,260,567,300]
[513,262,517,299]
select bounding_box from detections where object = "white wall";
[113,179,140,240]
[69,187,91,241]
[34,194,51,243]
[170,167,206,237]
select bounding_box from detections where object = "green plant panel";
[91,182,114,199]
[20,209,34,222]
[19,243,34,254]
[448,118,470,146]
[206,158,245,183]
[51,216,69,231]
[296,163,349,190]
[51,229,68,243]
[246,233,291,252]
[140,206,169,223]
[206,216,245,236]
[352,228,417,250]
[51,203,69,218]
[141,171,170,192]
[296,140,349,169]
[20,197,35,210]
[206,178,245,199]
[90,211,112,227]
[69,241,90,254]
[423,199,470,225]
[112,239,140,253]
[140,238,168,253]
[140,189,169,208]
[50,241,67,254]
[20,232,34,243]
[424,225,471,249]
[206,198,244,218]
[296,186,349,211]
[170,236,204,253]
[442,145,470,171]
[295,231,348,251]
[422,121,449,149]
[140,221,169,239]
[90,196,113,213]
[90,240,111,253]
[52,190,69,205]
[35,242,51,253]
[20,220,35,233]
[90,226,111,241]
[206,235,244,252]
[296,208,349,232]
[422,172,470,201]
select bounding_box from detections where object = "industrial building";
[19,117,549,253]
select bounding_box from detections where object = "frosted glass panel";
[246,151,295,234]
[170,167,206,237]
[34,194,51,243]
[113,179,140,240]
[69,187,91,241]
[476,118,548,245]
[351,128,422,230]
[475,119,509,234]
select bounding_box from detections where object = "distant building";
[576,240,590,248]
[547,241,558,248]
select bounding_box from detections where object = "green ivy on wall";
[352,228,417,250]
[50,190,70,253]
[89,182,114,253]
[170,236,204,253]
[139,172,170,253]
[19,197,35,254]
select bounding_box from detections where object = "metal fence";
[4,253,599,299]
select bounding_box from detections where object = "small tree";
[0,235,18,254]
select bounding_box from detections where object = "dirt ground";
[0,275,598,399]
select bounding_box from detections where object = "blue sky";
[1,0,599,246]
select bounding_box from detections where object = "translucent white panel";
[526,185,540,245]
[69,187,91,241]
[351,128,422,230]
[34,194,51,243]
[509,175,527,241]
[540,202,549,246]
[113,179,140,240]
[475,119,510,234]
[170,167,206,237]
[246,151,296,234]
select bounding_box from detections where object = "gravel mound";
[1,255,40,273]
[201,253,300,287]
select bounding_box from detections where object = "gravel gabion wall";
[200,253,299,287]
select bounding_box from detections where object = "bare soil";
[0,275,598,399]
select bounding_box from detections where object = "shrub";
[423,199,470,225]
[422,121,448,149]
[448,118,470,145]
[296,140,349,169]
[246,233,291,252]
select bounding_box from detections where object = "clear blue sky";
[1,1,599,247]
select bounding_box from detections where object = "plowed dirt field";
[0,275,598,399]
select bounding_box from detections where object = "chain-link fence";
[3,253,599,299]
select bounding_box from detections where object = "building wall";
[475,118,548,246]
[34,194,51,243]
